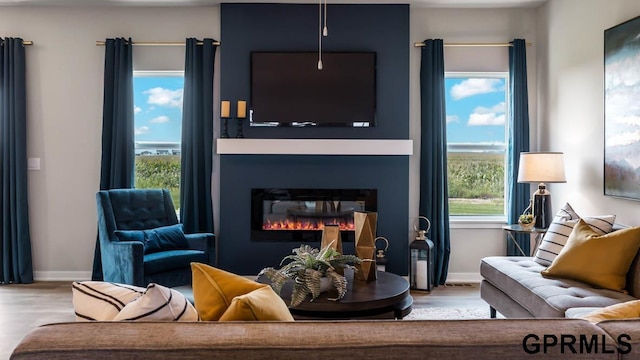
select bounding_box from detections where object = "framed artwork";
[604,14,640,200]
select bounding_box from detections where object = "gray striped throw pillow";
[533,203,615,266]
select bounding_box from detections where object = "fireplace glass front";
[251,188,377,242]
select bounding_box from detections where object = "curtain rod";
[0,40,33,45]
[413,41,532,47]
[95,40,220,47]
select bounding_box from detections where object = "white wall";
[0,6,220,280]
[538,0,640,226]
[410,7,538,281]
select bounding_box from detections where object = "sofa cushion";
[113,283,199,321]
[144,249,206,274]
[534,203,615,266]
[481,256,635,317]
[541,220,640,292]
[191,262,266,321]
[218,286,294,321]
[71,281,146,321]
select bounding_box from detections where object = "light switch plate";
[28,157,41,171]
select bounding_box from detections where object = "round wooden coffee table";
[258,268,412,320]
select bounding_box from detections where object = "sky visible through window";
[445,77,506,145]
[133,76,184,144]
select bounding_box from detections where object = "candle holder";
[220,117,230,138]
[235,117,244,138]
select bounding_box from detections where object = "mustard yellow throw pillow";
[191,262,293,321]
[541,219,640,292]
[580,300,640,324]
[219,285,294,321]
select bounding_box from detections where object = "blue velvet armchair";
[96,188,215,287]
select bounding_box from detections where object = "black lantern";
[410,216,434,292]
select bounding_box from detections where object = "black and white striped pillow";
[72,281,145,321]
[533,203,615,266]
[113,283,199,321]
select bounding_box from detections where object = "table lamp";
[517,152,566,229]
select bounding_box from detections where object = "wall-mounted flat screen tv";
[250,51,376,127]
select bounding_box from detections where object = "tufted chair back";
[103,189,178,231]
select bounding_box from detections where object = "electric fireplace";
[251,188,377,242]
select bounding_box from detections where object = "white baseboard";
[445,272,482,283]
[34,271,92,282]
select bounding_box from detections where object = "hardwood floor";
[0,281,485,359]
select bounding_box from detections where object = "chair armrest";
[185,233,216,266]
[106,241,145,286]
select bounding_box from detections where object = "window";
[445,73,508,217]
[133,71,184,211]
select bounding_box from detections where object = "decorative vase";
[354,211,378,282]
[518,219,535,231]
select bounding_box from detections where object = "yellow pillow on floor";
[580,300,640,324]
[191,262,266,321]
[219,285,294,321]
[541,219,640,292]
[191,262,293,321]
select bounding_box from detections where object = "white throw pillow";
[533,203,615,266]
[113,283,199,321]
[72,281,145,321]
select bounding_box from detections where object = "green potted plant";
[518,213,535,230]
[259,242,362,307]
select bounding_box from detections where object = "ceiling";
[0,0,548,8]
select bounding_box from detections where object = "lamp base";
[533,186,552,229]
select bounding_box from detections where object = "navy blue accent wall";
[219,3,410,275]
[221,3,409,138]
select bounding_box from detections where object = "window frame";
[444,71,510,226]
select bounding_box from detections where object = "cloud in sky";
[144,87,183,108]
[150,115,170,124]
[614,115,640,127]
[135,126,150,135]
[468,102,506,126]
[446,115,459,123]
[607,130,640,147]
[134,106,142,114]
[451,79,503,100]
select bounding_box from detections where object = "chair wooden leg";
[490,306,497,318]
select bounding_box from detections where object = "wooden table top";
[258,268,412,319]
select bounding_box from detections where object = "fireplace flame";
[263,218,355,231]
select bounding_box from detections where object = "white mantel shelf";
[216,138,413,155]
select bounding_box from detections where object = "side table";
[502,225,547,256]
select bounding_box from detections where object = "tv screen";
[250,51,377,127]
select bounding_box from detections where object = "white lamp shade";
[517,152,567,183]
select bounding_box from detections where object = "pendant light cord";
[323,0,328,37]
[317,0,323,70]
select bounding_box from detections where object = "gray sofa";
[480,227,640,318]
[10,319,640,359]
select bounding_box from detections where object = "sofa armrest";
[103,241,145,286]
[185,233,216,266]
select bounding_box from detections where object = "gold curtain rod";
[0,40,33,45]
[96,40,220,47]
[413,41,532,47]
